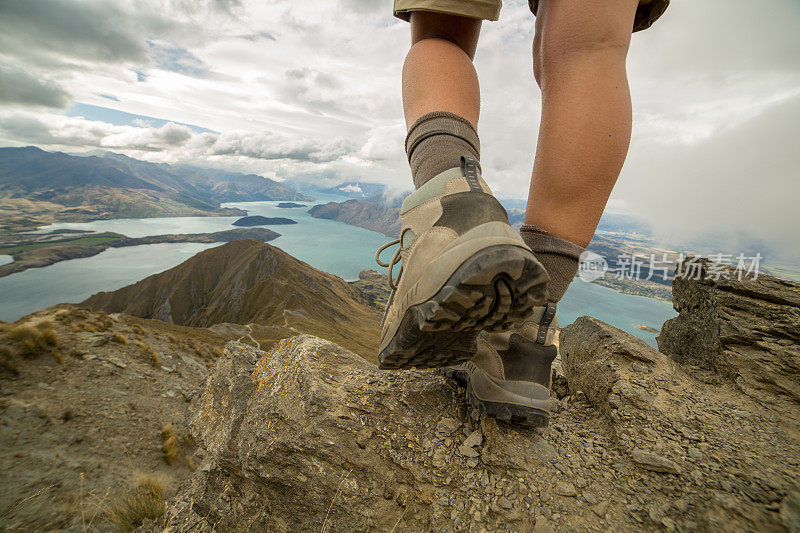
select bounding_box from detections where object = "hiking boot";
[376,156,548,370]
[444,302,558,427]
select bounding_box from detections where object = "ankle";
[405,111,480,189]
[520,224,584,303]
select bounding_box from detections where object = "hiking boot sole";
[443,366,551,428]
[377,244,547,370]
[466,380,550,427]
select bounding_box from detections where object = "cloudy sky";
[0,0,798,255]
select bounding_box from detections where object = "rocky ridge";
[0,306,233,531]
[158,301,799,531]
[1,257,798,532]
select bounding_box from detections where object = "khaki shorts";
[394,0,669,32]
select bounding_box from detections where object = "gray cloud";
[210,131,357,163]
[0,114,58,143]
[342,0,384,13]
[620,92,800,258]
[102,122,194,151]
[168,0,244,18]
[0,0,149,66]
[238,31,275,41]
[0,64,70,108]
[0,113,194,151]
[276,67,351,116]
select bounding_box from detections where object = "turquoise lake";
[0,198,676,347]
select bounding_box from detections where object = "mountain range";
[0,147,312,232]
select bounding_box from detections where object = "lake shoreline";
[0,200,676,347]
[0,228,280,278]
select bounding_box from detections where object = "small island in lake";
[232,216,297,227]
[276,202,307,208]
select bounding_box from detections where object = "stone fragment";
[632,449,681,474]
[554,482,577,497]
[436,417,461,435]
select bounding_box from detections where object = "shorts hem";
[393,0,501,22]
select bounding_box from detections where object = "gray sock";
[520,224,585,303]
[405,111,480,189]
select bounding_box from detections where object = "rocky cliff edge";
[157,299,800,531]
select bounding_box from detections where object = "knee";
[533,27,630,86]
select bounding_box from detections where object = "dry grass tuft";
[160,423,194,466]
[0,346,17,375]
[54,309,72,324]
[111,332,128,344]
[78,322,101,333]
[131,323,145,336]
[75,313,113,333]
[133,341,160,367]
[4,322,61,360]
[160,424,181,465]
[109,474,166,532]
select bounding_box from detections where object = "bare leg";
[402,12,482,129]
[526,0,639,247]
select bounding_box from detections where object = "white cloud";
[0,112,358,163]
[339,184,362,194]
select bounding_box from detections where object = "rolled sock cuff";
[519,224,585,260]
[405,111,480,163]
[405,111,480,189]
[520,224,585,303]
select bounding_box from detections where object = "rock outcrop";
[658,258,800,419]
[160,325,800,532]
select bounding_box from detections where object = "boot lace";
[374,236,404,291]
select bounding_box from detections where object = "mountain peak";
[82,239,381,357]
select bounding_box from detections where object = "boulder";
[657,257,800,414]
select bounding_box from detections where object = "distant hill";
[172,163,313,203]
[0,227,280,278]
[81,239,381,357]
[308,199,400,237]
[0,146,311,232]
